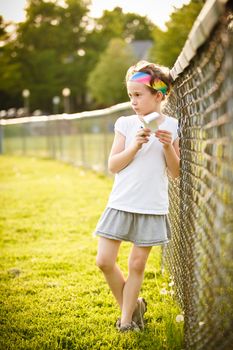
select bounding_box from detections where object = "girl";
[94,60,180,332]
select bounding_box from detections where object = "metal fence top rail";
[170,0,230,80]
[0,102,131,126]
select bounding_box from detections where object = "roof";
[129,40,153,60]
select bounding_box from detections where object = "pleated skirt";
[93,207,171,247]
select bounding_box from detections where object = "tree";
[15,0,90,112]
[149,0,205,68]
[96,7,156,41]
[89,7,157,53]
[87,38,136,107]
[0,2,157,112]
[0,16,23,109]
[123,12,156,41]
[84,8,157,108]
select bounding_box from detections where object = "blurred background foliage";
[0,0,204,114]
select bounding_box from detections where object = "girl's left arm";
[155,130,180,178]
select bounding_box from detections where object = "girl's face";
[127,81,162,116]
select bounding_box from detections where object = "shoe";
[132,297,147,330]
[118,321,140,333]
[115,317,121,331]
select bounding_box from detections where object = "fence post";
[22,123,27,155]
[0,124,3,154]
[79,119,86,167]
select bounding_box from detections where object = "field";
[0,156,183,350]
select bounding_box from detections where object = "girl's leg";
[96,236,125,308]
[121,245,152,326]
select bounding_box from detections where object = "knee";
[129,257,146,275]
[96,255,114,273]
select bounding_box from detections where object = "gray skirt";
[93,207,171,247]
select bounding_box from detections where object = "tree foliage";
[15,0,90,112]
[94,7,155,44]
[87,38,135,107]
[149,0,205,68]
[0,17,23,108]
[0,1,155,113]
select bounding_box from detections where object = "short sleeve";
[114,116,128,136]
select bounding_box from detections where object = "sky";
[0,0,191,30]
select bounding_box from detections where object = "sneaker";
[119,321,140,333]
[132,297,147,330]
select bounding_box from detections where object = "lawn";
[0,156,183,350]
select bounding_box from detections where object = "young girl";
[94,60,180,332]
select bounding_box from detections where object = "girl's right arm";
[108,128,151,174]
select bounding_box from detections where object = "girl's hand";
[155,129,173,148]
[133,127,151,150]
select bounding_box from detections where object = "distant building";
[129,40,153,60]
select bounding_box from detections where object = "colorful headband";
[126,60,152,80]
[128,71,168,95]
[126,60,168,95]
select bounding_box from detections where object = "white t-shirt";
[107,114,179,214]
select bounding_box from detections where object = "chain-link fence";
[165,4,233,349]
[0,1,232,349]
[0,102,133,173]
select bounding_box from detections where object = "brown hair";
[139,63,172,99]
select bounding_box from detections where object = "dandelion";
[160,288,168,295]
[175,314,184,322]
[169,281,175,287]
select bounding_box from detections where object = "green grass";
[0,155,183,350]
